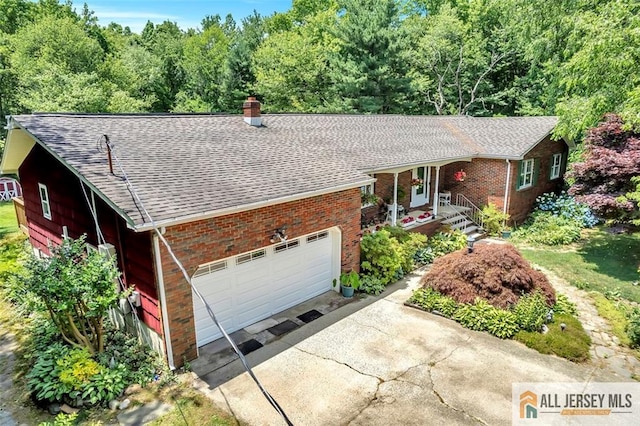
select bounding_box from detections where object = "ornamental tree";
[567,114,640,224]
[23,236,120,354]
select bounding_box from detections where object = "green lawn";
[0,202,19,238]
[517,227,640,303]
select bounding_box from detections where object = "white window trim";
[519,159,535,190]
[38,183,52,220]
[550,153,562,180]
[360,179,375,208]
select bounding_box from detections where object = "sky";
[78,0,293,33]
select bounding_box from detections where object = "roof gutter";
[135,177,375,232]
[362,155,474,174]
[7,118,137,229]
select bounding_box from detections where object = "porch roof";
[2,113,558,229]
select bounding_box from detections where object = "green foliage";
[58,348,101,389]
[512,292,550,332]
[413,246,436,265]
[512,212,582,246]
[426,230,467,257]
[39,412,79,426]
[22,236,119,354]
[515,314,591,362]
[360,230,404,285]
[480,203,510,236]
[339,270,361,290]
[485,309,520,339]
[359,275,386,295]
[27,343,74,403]
[627,308,640,348]
[553,293,577,316]
[409,287,459,317]
[591,292,632,347]
[453,299,494,331]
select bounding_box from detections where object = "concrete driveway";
[193,269,616,425]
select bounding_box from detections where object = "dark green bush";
[359,275,386,295]
[512,292,551,332]
[414,246,436,265]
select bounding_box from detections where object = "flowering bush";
[534,191,598,227]
[454,170,466,182]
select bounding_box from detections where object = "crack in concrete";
[431,335,471,365]
[427,366,488,425]
[347,317,393,337]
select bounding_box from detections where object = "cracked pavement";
[196,269,620,426]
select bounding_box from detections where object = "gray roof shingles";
[10,113,558,228]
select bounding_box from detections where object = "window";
[236,249,266,265]
[518,159,535,190]
[550,153,562,180]
[360,175,375,208]
[274,239,300,253]
[38,183,51,219]
[307,231,328,243]
[193,260,227,277]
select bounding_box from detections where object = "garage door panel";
[192,229,337,347]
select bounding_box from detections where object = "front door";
[410,166,430,208]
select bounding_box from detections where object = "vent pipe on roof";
[243,96,262,127]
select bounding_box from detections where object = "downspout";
[153,233,175,370]
[434,166,441,216]
[503,160,511,215]
[392,172,399,226]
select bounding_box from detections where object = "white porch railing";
[455,193,485,230]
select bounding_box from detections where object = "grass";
[0,201,19,238]
[514,314,591,362]
[518,227,640,303]
[148,388,241,426]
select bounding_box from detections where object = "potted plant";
[334,270,361,298]
[501,226,512,239]
[361,192,379,207]
[454,170,466,182]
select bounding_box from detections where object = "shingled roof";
[4,113,558,229]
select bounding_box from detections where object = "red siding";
[158,188,362,366]
[19,144,160,333]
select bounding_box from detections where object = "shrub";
[361,230,404,285]
[485,309,519,339]
[511,212,582,245]
[414,246,436,265]
[452,299,519,339]
[535,191,599,228]
[481,203,510,236]
[420,244,556,309]
[553,293,578,316]
[626,308,640,348]
[515,314,591,362]
[399,232,428,272]
[512,292,551,332]
[359,275,386,295]
[409,287,458,317]
[427,230,467,258]
[27,343,74,403]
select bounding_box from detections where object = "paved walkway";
[537,265,640,380]
[193,269,628,426]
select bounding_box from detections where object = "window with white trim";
[360,179,375,208]
[38,183,51,220]
[193,260,227,277]
[236,249,266,265]
[274,239,300,253]
[550,153,562,180]
[518,159,535,190]
[307,231,328,243]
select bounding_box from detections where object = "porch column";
[392,172,399,226]
[433,166,441,217]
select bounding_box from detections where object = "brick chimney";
[243,96,262,127]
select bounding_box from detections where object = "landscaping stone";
[595,345,615,359]
[607,356,633,379]
[118,399,131,410]
[47,403,61,415]
[60,404,78,414]
[109,399,119,411]
[116,401,173,425]
[124,384,142,396]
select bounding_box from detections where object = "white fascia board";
[363,156,474,174]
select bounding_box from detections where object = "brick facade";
[158,188,362,365]
[443,136,568,224]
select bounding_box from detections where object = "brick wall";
[159,188,362,365]
[442,136,568,224]
[508,136,568,223]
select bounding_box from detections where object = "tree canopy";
[0,0,638,143]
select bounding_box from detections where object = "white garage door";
[192,228,339,346]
